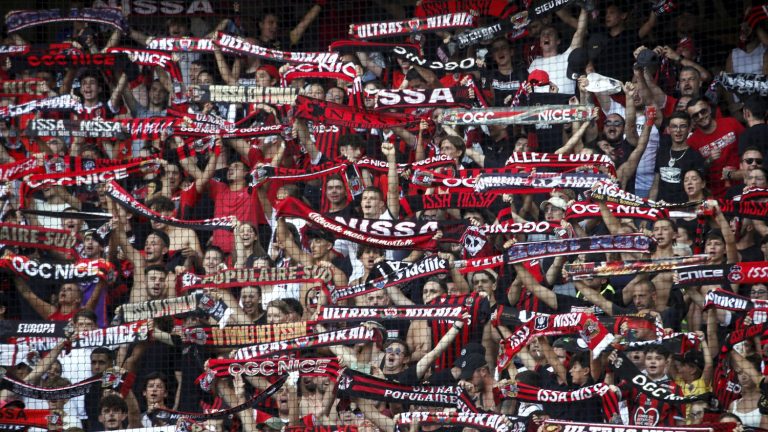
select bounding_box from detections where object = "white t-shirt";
[605,99,660,195]
[31,199,69,229]
[529,47,576,95]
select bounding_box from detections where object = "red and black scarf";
[233,326,384,360]
[350,13,476,40]
[294,96,422,128]
[182,322,311,347]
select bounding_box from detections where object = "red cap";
[527,69,550,87]
[257,64,280,82]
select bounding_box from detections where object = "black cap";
[306,228,336,244]
[636,49,660,69]
[567,47,589,80]
[82,229,107,247]
[587,33,608,61]
[458,353,487,380]
[454,342,486,367]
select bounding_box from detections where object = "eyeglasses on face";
[743,158,763,165]
[604,120,624,127]
[385,347,404,355]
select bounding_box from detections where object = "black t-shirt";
[654,138,707,203]
[481,68,528,107]
[739,243,764,262]
[738,124,768,164]
[527,93,571,153]
[590,29,640,83]
[479,135,513,168]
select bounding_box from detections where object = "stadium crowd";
[0,0,767,431]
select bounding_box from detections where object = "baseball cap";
[458,353,487,380]
[540,196,568,212]
[566,47,588,80]
[454,342,486,367]
[257,64,280,82]
[528,69,550,87]
[636,49,660,69]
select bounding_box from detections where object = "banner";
[214,32,339,65]
[564,255,710,280]
[179,265,333,292]
[0,253,115,284]
[396,412,526,432]
[183,322,310,347]
[276,197,449,250]
[148,376,287,424]
[5,7,128,33]
[186,85,298,105]
[316,305,465,322]
[373,86,477,109]
[0,95,82,119]
[0,223,77,254]
[293,96,422,128]
[233,326,384,360]
[505,234,655,264]
[438,105,597,125]
[392,46,480,72]
[474,172,610,193]
[106,181,236,231]
[350,13,475,40]
[25,119,129,140]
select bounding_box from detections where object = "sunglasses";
[743,158,763,165]
[751,289,768,295]
[691,108,709,119]
[604,120,624,127]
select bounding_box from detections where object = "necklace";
[668,146,688,167]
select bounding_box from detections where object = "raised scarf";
[373,86,479,110]
[293,95,422,128]
[149,375,287,424]
[392,46,480,72]
[505,234,655,264]
[113,293,200,324]
[206,357,340,379]
[5,7,128,33]
[71,320,151,349]
[182,322,311,347]
[187,84,297,105]
[0,408,50,429]
[0,223,77,255]
[233,326,384,360]
[454,11,529,48]
[0,79,48,98]
[543,420,730,432]
[415,0,518,18]
[281,62,358,85]
[438,105,597,125]
[0,253,115,284]
[503,382,620,423]
[350,13,476,40]
[399,193,500,217]
[337,368,477,412]
[106,181,237,231]
[715,72,768,97]
[396,412,527,432]
[316,305,465,323]
[0,94,82,119]
[25,118,129,140]
[179,264,333,292]
[473,172,610,193]
[564,255,710,280]
[505,152,616,174]
[565,201,672,222]
[214,32,339,65]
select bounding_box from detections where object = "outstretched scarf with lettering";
[415,0,518,18]
[497,312,614,371]
[396,412,527,432]
[350,13,476,40]
[337,368,477,412]
[327,255,451,303]
[0,158,40,182]
[564,255,710,280]
[438,105,596,125]
[454,11,529,49]
[0,223,77,255]
[329,40,421,54]
[0,45,30,55]
[702,288,768,312]
[0,79,48,98]
[373,86,479,110]
[674,263,768,293]
[501,382,619,423]
[233,326,384,360]
[23,158,154,192]
[565,201,673,221]
[214,32,338,65]
[183,322,311,347]
[282,62,358,85]
[105,181,236,231]
[286,427,358,432]
[588,180,701,209]
[106,47,184,87]
[715,72,768,97]
[0,94,82,119]
[293,96,422,128]
[5,7,128,33]
[504,234,655,264]
[505,152,616,174]
[149,375,287,424]
[206,357,341,379]
[25,118,129,140]
[608,351,711,404]
[543,421,732,432]
[276,197,448,250]
[474,172,610,193]
[0,408,50,428]
[316,305,465,323]
[399,193,501,217]
[71,320,151,349]
[0,253,115,283]
[179,265,333,292]
[114,293,200,324]
[719,199,768,220]
[0,367,103,400]
[392,46,480,72]
[187,85,298,105]
[144,37,221,52]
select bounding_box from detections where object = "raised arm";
[513,263,558,310]
[195,139,221,193]
[414,315,465,379]
[568,7,588,50]
[289,4,323,46]
[14,276,55,319]
[573,280,617,316]
[618,104,654,188]
[382,142,400,218]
